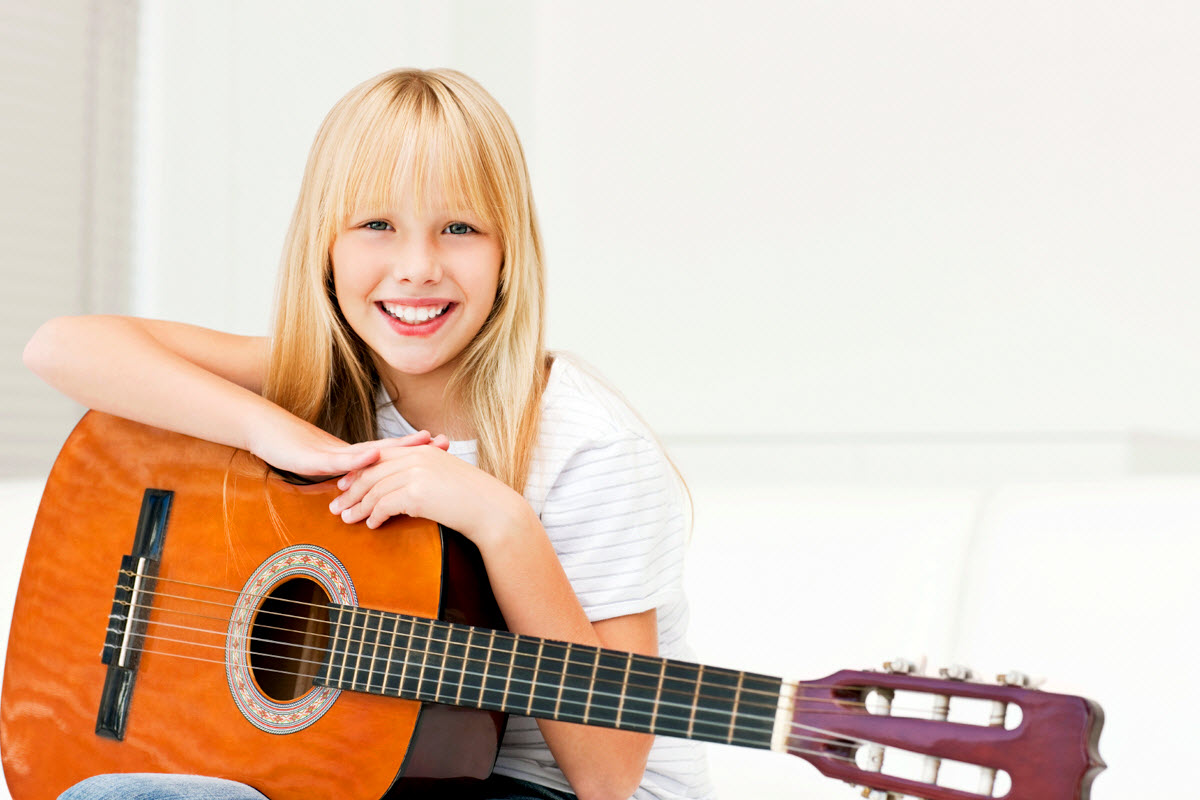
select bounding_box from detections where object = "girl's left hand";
[327,439,522,544]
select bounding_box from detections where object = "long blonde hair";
[263,68,547,491]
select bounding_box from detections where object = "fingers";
[332,471,414,528]
[328,448,428,523]
[327,440,454,529]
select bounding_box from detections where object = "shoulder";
[527,354,677,510]
[539,354,657,447]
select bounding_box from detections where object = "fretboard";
[313,604,782,749]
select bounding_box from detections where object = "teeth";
[382,302,449,324]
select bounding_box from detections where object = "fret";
[556,642,599,723]
[687,665,704,738]
[445,623,472,706]
[553,643,573,719]
[410,618,436,701]
[651,658,668,730]
[337,607,356,690]
[526,640,545,715]
[586,650,628,728]
[480,631,515,711]
[614,652,633,727]
[690,666,741,743]
[728,671,746,744]
[388,616,415,697]
[529,641,568,719]
[475,633,494,705]
[319,605,345,688]
[358,609,382,692]
[400,617,427,699]
[368,611,395,695]
[655,660,702,738]
[381,614,400,695]
[509,636,541,716]
[615,653,660,732]
[582,647,602,725]
[731,672,784,746]
[426,620,451,704]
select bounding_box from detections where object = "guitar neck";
[314,604,784,749]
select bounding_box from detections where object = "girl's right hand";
[245,417,446,481]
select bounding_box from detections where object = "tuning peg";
[995,669,1044,688]
[883,657,924,675]
[858,789,900,800]
[938,664,975,681]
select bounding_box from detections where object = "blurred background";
[2,2,1197,798]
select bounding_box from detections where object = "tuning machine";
[881,656,924,675]
[996,669,1045,689]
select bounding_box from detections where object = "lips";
[379,300,450,324]
[376,300,455,336]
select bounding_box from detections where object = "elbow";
[569,758,648,800]
[23,317,68,379]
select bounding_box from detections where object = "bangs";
[326,79,502,233]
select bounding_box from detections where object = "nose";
[389,233,443,285]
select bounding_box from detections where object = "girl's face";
[330,189,502,393]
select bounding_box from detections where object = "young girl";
[25,69,714,800]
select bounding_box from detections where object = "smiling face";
[330,188,503,403]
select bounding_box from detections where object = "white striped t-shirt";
[376,356,715,800]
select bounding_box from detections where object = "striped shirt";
[376,356,714,800]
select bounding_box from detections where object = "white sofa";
[2,472,1195,799]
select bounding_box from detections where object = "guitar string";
[116,572,959,717]
[112,579,792,708]
[116,606,920,725]
[111,608,848,727]
[112,591,943,721]
[107,586,973,778]
[100,634,861,763]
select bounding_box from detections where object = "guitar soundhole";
[248,577,331,702]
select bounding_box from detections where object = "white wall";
[134,0,1200,443]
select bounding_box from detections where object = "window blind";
[0,0,138,478]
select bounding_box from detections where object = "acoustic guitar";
[1,412,1104,800]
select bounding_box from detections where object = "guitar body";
[1,412,506,800]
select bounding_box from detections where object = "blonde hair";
[263,68,547,491]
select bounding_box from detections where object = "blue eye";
[445,222,475,235]
[364,220,390,231]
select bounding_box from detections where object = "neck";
[314,603,784,749]
[380,366,464,438]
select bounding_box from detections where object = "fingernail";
[337,477,348,490]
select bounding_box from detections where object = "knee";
[58,774,268,800]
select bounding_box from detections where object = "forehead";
[336,127,493,226]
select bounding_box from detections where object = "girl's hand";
[246,413,442,480]
[328,441,521,543]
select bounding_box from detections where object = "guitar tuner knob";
[883,657,922,675]
[996,670,1034,687]
[938,664,975,681]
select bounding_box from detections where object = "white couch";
[2,472,1195,799]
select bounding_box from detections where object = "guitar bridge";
[95,488,173,740]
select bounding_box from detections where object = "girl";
[24,69,714,800]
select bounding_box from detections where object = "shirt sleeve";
[537,432,689,622]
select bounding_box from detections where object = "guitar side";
[0,412,502,800]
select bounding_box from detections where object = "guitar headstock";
[782,661,1105,800]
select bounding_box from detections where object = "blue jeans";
[59,773,577,800]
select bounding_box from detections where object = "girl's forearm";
[24,315,275,453]
[474,503,655,800]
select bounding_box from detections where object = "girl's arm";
[23,315,386,476]
[479,499,658,800]
[330,448,657,800]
